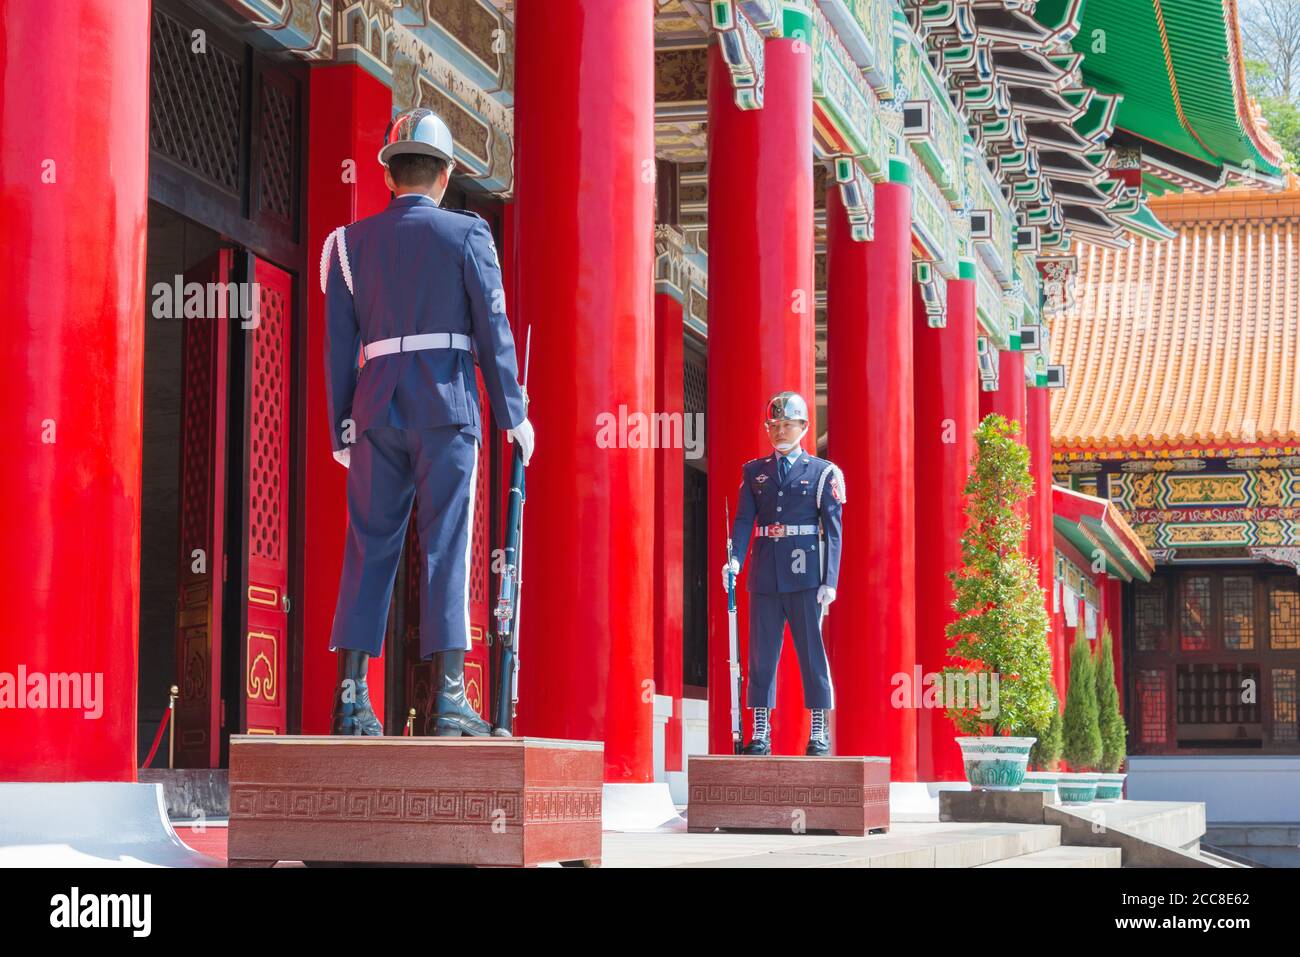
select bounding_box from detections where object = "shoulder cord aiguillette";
[815,464,846,508]
[318,226,355,296]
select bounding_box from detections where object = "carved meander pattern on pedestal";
[230,784,602,823]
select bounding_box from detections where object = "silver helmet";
[378,107,456,168]
[765,391,809,424]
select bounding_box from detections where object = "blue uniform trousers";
[748,589,834,709]
[329,425,478,659]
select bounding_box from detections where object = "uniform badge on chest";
[755,473,769,484]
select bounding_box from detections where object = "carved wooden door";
[173,250,233,767]
[240,257,292,734]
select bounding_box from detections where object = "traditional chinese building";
[1,0,1286,825]
[1051,184,1300,851]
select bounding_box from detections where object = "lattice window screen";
[684,341,706,417]
[1135,581,1168,652]
[1269,581,1300,650]
[1272,669,1297,743]
[258,78,295,226]
[1137,669,1168,745]
[1179,576,1211,651]
[1222,576,1255,650]
[150,7,243,194]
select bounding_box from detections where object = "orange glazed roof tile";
[1050,186,1300,452]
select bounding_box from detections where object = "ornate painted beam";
[709,0,767,109]
[218,0,333,58]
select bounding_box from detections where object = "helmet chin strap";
[771,422,809,454]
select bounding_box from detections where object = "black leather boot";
[330,649,384,736]
[742,706,772,755]
[805,708,830,756]
[424,650,491,737]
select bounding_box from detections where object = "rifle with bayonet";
[725,499,742,754]
[490,327,530,736]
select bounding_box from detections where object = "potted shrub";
[943,415,1056,790]
[1059,634,1102,804]
[1094,625,1128,801]
[1023,693,1063,801]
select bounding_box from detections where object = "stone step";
[976,845,1121,868]
[599,822,1063,867]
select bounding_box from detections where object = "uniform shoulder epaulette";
[319,224,355,296]
[815,461,846,507]
[443,207,485,221]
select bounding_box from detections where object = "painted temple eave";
[1052,484,1155,582]
[1065,0,1287,191]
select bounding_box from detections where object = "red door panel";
[242,257,292,735]
[173,250,233,767]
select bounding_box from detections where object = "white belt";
[363,333,473,360]
[756,524,818,538]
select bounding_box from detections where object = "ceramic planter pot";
[1056,772,1100,804]
[1020,771,1060,802]
[1094,772,1127,802]
[955,736,1036,791]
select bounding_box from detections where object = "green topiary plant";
[1029,692,1063,771]
[1062,634,1102,771]
[1095,624,1127,773]
[943,414,1055,740]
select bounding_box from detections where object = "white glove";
[721,558,739,593]
[333,448,351,469]
[817,585,836,611]
[507,417,534,467]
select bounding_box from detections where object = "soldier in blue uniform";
[722,392,844,755]
[321,107,534,736]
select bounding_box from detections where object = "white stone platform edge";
[0,782,223,868]
[603,782,688,832]
[890,781,971,822]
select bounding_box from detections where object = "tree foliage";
[1062,635,1102,771]
[1029,692,1063,771]
[943,415,1056,738]
[1095,625,1128,774]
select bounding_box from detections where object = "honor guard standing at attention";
[321,107,534,736]
[722,392,844,755]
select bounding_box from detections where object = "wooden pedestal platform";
[227,736,603,867]
[687,755,890,837]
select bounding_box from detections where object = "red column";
[1026,385,1064,698]
[0,2,150,781]
[707,39,816,756]
[654,292,685,771]
[913,275,979,780]
[300,66,393,733]
[514,0,655,783]
[827,181,916,777]
[979,349,1026,433]
[1103,576,1124,714]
